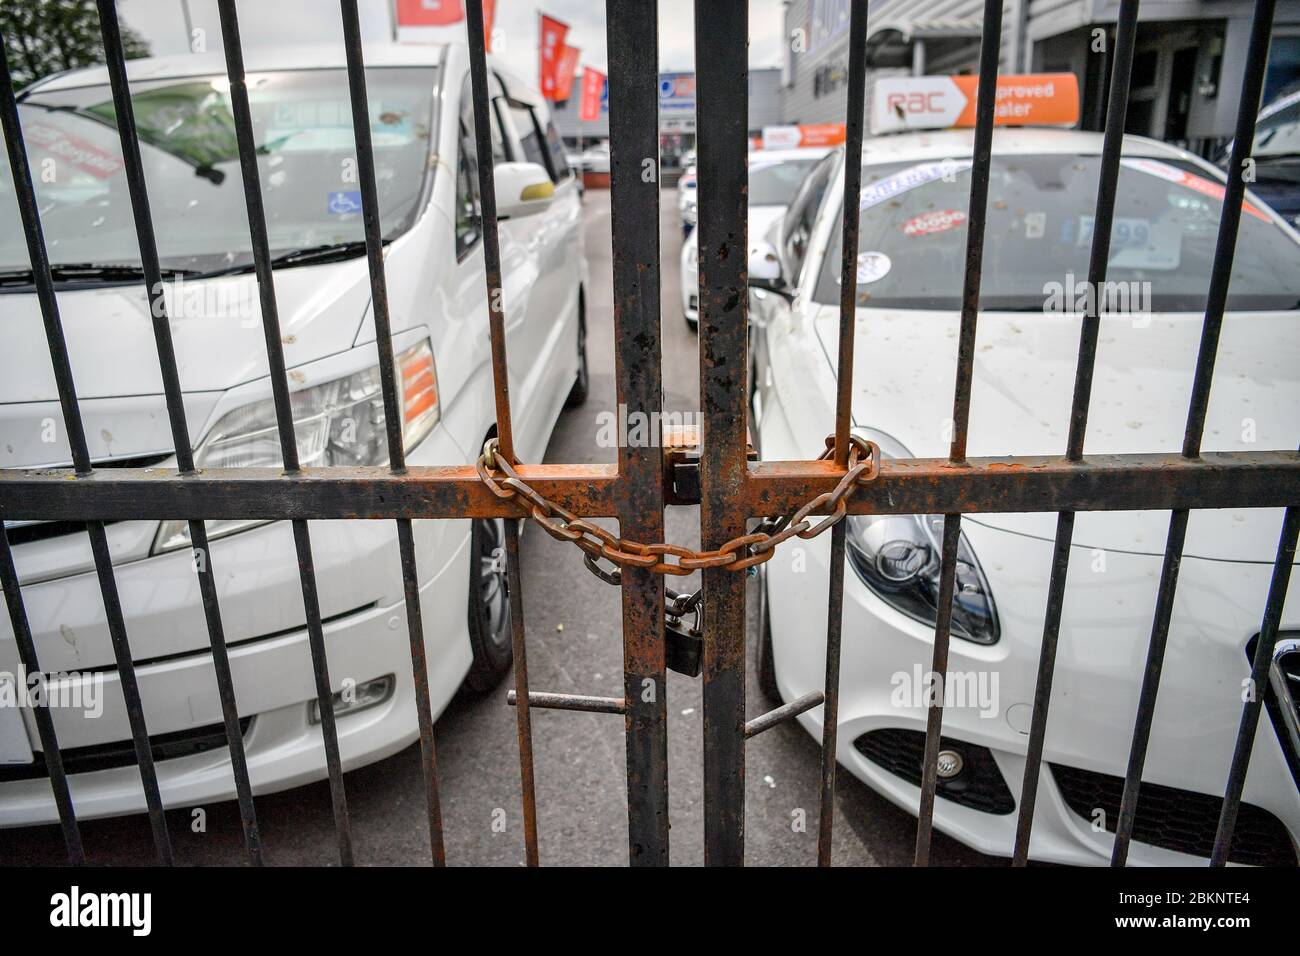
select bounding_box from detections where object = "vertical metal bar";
[2,12,171,865]
[1112,0,1275,866]
[0,33,84,865]
[338,0,445,867]
[465,0,539,866]
[1211,505,1299,865]
[1111,508,1188,865]
[916,0,1002,867]
[913,513,962,866]
[0,527,83,862]
[501,520,539,865]
[1011,0,1139,867]
[605,0,669,866]
[96,0,262,866]
[832,0,867,470]
[947,0,1003,466]
[464,0,516,463]
[216,0,353,866]
[0,41,89,478]
[817,0,869,868]
[1182,0,1277,461]
[87,520,174,862]
[695,0,750,867]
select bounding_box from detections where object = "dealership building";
[781,0,1300,155]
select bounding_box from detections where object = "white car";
[0,43,588,824]
[578,143,609,174]
[750,128,1300,866]
[680,147,828,325]
[677,164,697,234]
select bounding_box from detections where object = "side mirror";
[494,162,555,220]
[747,239,787,294]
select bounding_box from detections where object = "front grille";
[853,728,1016,815]
[0,718,253,782]
[1050,763,1296,867]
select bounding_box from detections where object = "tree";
[2,0,150,91]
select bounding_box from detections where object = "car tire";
[464,516,514,693]
[565,294,589,408]
[755,563,782,703]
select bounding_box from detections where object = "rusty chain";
[475,434,880,600]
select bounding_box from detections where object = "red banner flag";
[538,14,569,100]
[554,45,580,101]
[396,0,464,27]
[483,0,495,51]
[579,67,604,122]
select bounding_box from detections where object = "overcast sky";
[118,0,787,75]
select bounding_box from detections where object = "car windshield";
[749,157,818,206]
[1253,95,1300,159]
[0,66,437,280]
[813,154,1300,311]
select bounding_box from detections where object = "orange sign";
[760,123,846,150]
[396,0,463,27]
[872,74,1079,134]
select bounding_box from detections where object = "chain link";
[475,433,880,601]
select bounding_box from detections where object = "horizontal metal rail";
[4,452,1294,522]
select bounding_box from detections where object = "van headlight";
[153,339,439,554]
[844,430,999,645]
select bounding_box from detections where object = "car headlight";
[153,339,439,554]
[844,429,999,644]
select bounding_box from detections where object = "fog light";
[309,675,395,724]
[936,750,964,779]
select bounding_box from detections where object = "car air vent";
[0,718,253,782]
[853,727,1016,815]
[1050,763,1296,867]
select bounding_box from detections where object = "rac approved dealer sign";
[871,73,1080,134]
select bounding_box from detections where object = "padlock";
[665,614,703,677]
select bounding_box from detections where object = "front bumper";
[1,547,471,826]
[1,511,473,826]
[767,521,1300,866]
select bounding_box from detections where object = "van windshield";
[812,154,1300,312]
[0,67,437,281]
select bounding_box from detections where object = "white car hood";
[813,305,1300,561]
[1,261,374,467]
[4,260,373,403]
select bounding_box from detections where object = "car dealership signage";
[870,74,1080,134]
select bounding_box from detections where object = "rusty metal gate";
[0,0,1297,867]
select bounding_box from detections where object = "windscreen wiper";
[0,263,198,288]
[266,241,371,268]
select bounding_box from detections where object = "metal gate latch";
[665,607,703,677]
[662,422,757,506]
